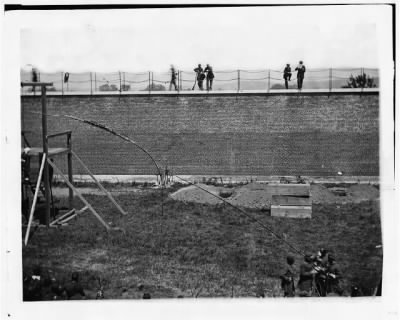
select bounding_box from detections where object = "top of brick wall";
[22,88,379,97]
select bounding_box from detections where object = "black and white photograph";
[0,2,398,320]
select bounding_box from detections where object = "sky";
[16,5,390,73]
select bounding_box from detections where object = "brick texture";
[21,94,379,176]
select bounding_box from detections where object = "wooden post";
[61,72,64,95]
[268,69,271,92]
[72,151,127,216]
[41,85,51,227]
[148,71,151,94]
[90,72,93,95]
[123,72,126,91]
[119,71,122,93]
[67,132,73,211]
[239,69,241,91]
[24,154,46,245]
[177,70,180,92]
[47,159,111,231]
[95,72,97,92]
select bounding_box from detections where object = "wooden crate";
[271,193,312,219]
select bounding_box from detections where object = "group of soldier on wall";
[280,248,343,297]
[169,61,306,91]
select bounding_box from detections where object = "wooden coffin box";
[270,184,312,218]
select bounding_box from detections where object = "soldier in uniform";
[297,254,317,297]
[280,255,296,297]
[64,272,86,300]
[314,248,329,296]
[326,254,343,296]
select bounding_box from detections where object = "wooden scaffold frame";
[21,82,126,245]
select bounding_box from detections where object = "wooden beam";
[72,151,127,216]
[47,158,111,231]
[24,154,46,246]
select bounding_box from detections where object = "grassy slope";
[22,187,382,299]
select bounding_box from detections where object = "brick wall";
[21,93,379,176]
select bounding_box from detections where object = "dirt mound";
[170,183,274,209]
[169,184,224,205]
[347,184,379,201]
[228,183,272,209]
[170,183,380,207]
[311,184,379,204]
[310,185,338,203]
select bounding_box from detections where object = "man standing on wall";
[194,64,205,90]
[169,65,178,91]
[283,64,292,89]
[295,61,306,90]
[204,64,215,91]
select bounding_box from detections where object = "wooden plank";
[25,147,69,156]
[271,205,312,219]
[47,159,111,231]
[271,195,312,206]
[72,151,127,216]
[24,154,46,246]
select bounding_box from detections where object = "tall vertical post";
[329,68,332,93]
[95,72,97,93]
[67,133,73,210]
[177,70,180,92]
[148,71,151,94]
[268,69,271,92]
[180,71,182,90]
[123,72,126,91]
[238,70,240,92]
[90,72,93,95]
[119,71,122,93]
[61,72,64,96]
[41,85,51,226]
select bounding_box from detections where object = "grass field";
[22,183,382,299]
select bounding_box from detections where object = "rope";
[241,77,269,81]
[24,110,166,217]
[174,175,305,256]
[125,79,149,84]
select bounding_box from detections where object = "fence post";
[329,68,332,94]
[237,70,240,92]
[61,72,64,95]
[94,72,97,92]
[268,69,270,92]
[180,71,182,90]
[90,72,93,95]
[123,72,126,91]
[119,71,122,93]
[148,71,151,94]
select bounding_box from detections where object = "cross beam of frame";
[47,158,111,231]
[71,151,127,216]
